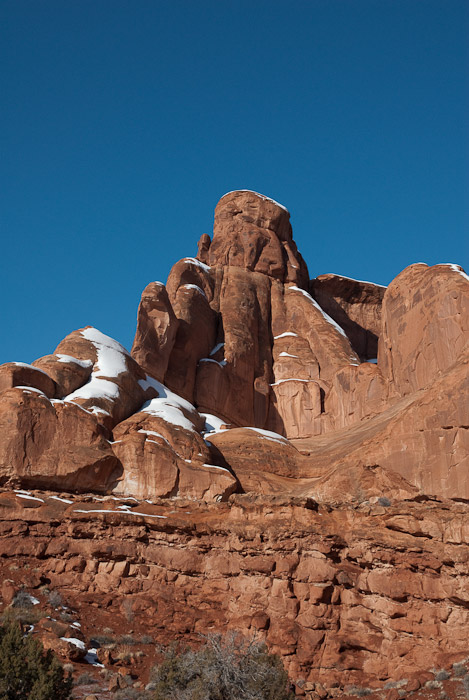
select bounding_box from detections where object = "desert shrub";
[47,591,62,609]
[435,670,450,681]
[11,590,34,608]
[0,620,72,699]
[378,497,391,507]
[151,632,294,700]
[74,671,97,686]
[453,662,466,677]
[462,673,469,698]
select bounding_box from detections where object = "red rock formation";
[131,282,178,383]
[310,274,385,360]
[32,353,93,397]
[0,362,57,398]
[0,190,468,696]
[0,387,119,492]
[209,190,309,288]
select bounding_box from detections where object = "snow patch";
[439,263,469,282]
[200,357,227,368]
[56,354,93,368]
[274,332,298,339]
[202,413,229,434]
[61,637,85,650]
[138,375,197,432]
[84,648,104,667]
[278,352,298,358]
[202,463,231,473]
[49,496,74,504]
[287,286,349,338]
[62,327,130,408]
[220,190,288,212]
[16,494,44,503]
[10,362,50,376]
[320,274,387,289]
[210,342,225,356]
[180,283,207,298]
[73,508,167,519]
[65,378,120,403]
[14,386,48,397]
[271,378,311,386]
[183,257,211,272]
[244,427,289,445]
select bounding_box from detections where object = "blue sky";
[1,0,468,364]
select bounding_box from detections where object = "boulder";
[54,327,157,430]
[32,353,93,397]
[0,362,56,398]
[0,387,120,492]
[131,282,178,383]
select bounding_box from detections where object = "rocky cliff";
[0,190,468,696]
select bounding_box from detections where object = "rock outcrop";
[1,190,468,501]
[0,189,468,695]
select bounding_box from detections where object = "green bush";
[151,632,295,700]
[0,620,73,700]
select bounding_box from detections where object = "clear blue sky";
[1,0,468,365]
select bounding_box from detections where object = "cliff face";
[0,190,468,694]
[0,491,468,695]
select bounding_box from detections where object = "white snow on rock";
[210,342,225,356]
[10,362,50,376]
[49,495,74,504]
[320,274,387,289]
[439,263,469,282]
[65,378,120,404]
[287,286,349,339]
[183,257,211,272]
[84,648,104,667]
[278,352,298,358]
[202,463,231,473]
[220,190,289,212]
[270,378,311,386]
[14,386,48,398]
[81,327,129,376]
[274,332,298,339]
[56,354,93,368]
[60,637,85,650]
[199,357,227,368]
[73,508,167,519]
[16,494,44,503]
[138,429,171,446]
[62,328,131,408]
[202,413,229,434]
[244,427,289,445]
[180,284,207,298]
[138,375,197,432]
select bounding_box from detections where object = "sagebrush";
[151,632,294,700]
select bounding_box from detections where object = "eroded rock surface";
[0,491,468,693]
